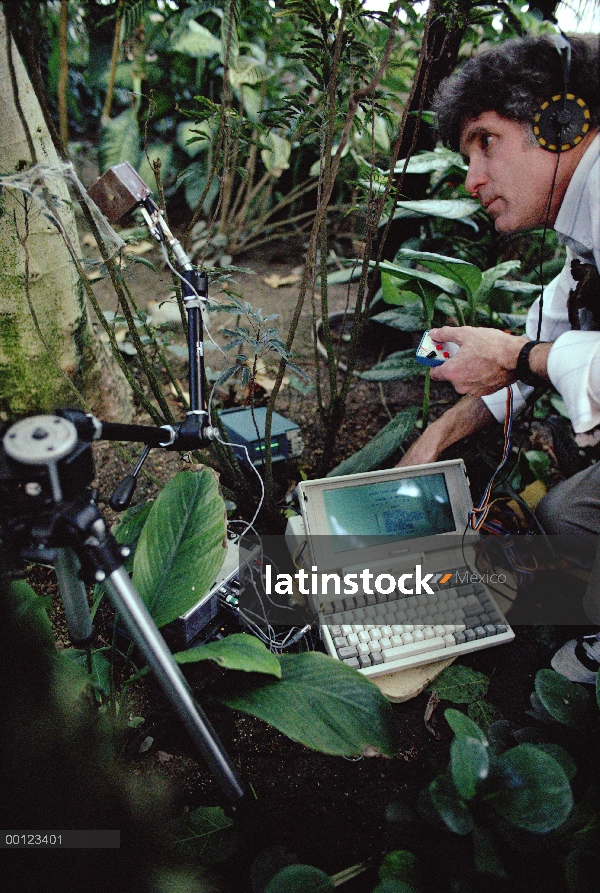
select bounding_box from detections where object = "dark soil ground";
[24,230,599,892]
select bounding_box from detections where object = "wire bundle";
[469,386,514,531]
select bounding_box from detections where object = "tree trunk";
[0,8,132,421]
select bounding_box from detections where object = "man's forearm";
[398,396,495,467]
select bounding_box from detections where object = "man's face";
[460,111,570,234]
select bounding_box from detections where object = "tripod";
[0,165,247,806]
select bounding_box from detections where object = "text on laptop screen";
[322,472,455,551]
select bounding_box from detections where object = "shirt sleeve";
[482,258,576,424]
[547,331,600,433]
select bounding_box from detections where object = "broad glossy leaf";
[177,121,211,156]
[327,407,419,476]
[395,250,482,299]
[491,743,573,832]
[132,470,226,628]
[261,132,291,174]
[173,633,281,678]
[171,21,222,58]
[215,652,399,757]
[357,351,423,382]
[429,773,474,835]
[473,260,521,305]
[372,307,426,331]
[451,736,490,799]
[168,806,238,864]
[265,865,334,893]
[534,743,577,781]
[376,260,461,296]
[393,148,466,175]
[534,668,596,728]
[394,199,479,220]
[444,708,487,744]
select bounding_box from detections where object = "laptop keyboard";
[320,567,514,677]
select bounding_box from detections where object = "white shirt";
[483,133,600,436]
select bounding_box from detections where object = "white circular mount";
[3,415,78,465]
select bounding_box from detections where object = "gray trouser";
[536,462,600,622]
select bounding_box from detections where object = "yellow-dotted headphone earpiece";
[533,93,591,152]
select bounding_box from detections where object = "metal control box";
[219,407,303,466]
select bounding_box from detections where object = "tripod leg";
[54,548,94,645]
[104,567,245,805]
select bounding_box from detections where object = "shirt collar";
[554,133,600,255]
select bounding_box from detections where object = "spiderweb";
[0,160,125,258]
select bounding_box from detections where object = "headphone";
[533,34,591,152]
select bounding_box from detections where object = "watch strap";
[516,340,547,387]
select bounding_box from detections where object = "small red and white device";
[416,331,459,367]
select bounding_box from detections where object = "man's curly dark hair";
[432,35,600,151]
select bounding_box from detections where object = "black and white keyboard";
[319,568,514,676]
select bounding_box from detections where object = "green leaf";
[393,147,466,175]
[490,743,573,832]
[525,450,552,487]
[467,700,503,734]
[326,266,362,285]
[444,708,487,744]
[327,407,419,476]
[8,579,55,650]
[215,652,399,757]
[394,199,479,220]
[379,850,420,886]
[473,261,521,306]
[372,307,425,331]
[64,648,111,698]
[173,633,281,678]
[132,470,226,628]
[395,250,483,300]
[534,743,577,781]
[473,827,508,878]
[429,773,474,835]
[376,261,461,296]
[432,665,490,704]
[171,21,222,58]
[534,669,596,728]
[137,143,174,190]
[357,351,423,382]
[372,881,420,893]
[261,132,291,175]
[167,806,239,864]
[111,501,153,568]
[177,120,212,156]
[265,864,334,893]
[451,736,490,799]
[381,272,420,307]
[98,108,141,173]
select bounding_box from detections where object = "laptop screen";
[322,472,455,552]
[298,459,474,572]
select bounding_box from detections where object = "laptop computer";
[296,460,515,676]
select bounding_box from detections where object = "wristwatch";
[515,340,548,387]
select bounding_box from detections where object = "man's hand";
[428,326,528,396]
